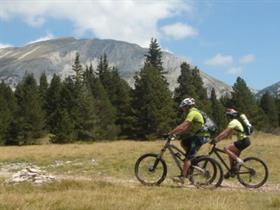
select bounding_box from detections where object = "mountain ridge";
[0,37,233,97]
[256,81,280,98]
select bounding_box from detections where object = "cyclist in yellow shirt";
[168,97,209,184]
[213,108,251,178]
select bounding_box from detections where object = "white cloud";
[239,54,255,64]
[26,33,55,45]
[227,67,243,75]
[206,53,255,76]
[0,43,13,49]
[0,0,193,47]
[160,22,198,39]
[205,54,233,66]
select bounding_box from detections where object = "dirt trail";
[1,165,279,193]
[56,174,280,193]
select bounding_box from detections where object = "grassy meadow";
[0,133,279,210]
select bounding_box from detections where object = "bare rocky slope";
[0,37,232,97]
[256,81,280,98]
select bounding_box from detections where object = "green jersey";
[228,119,248,140]
[184,107,209,137]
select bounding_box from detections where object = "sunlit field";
[0,133,279,210]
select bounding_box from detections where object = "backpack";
[198,110,218,136]
[238,114,254,136]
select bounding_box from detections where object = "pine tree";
[72,52,83,83]
[133,64,175,138]
[0,95,10,144]
[96,56,134,138]
[109,68,134,138]
[192,67,211,113]
[14,74,45,144]
[96,54,116,101]
[260,92,279,128]
[0,82,16,144]
[97,54,110,86]
[76,79,99,141]
[210,88,226,131]
[49,56,96,142]
[50,107,75,143]
[39,72,48,129]
[50,78,76,143]
[144,38,166,75]
[60,77,81,140]
[132,39,175,138]
[85,68,119,139]
[45,74,62,132]
[5,119,22,145]
[174,62,196,105]
[277,98,280,127]
[173,62,211,124]
[174,63,210,109]
[231,77,266,130]
[39,72,48,100]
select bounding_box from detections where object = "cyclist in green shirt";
[213,108,251,178]
[168,97,209,184]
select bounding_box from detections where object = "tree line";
[0,38,279,145]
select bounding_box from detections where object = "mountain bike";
[208,142,269,188]
[134,136,223,188]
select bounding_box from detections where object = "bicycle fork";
[149,147,167,172]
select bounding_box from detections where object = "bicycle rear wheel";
[189,156,223,188]
[237,157,268,188]
[135,153,167,186]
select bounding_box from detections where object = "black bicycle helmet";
[225,108,239,117]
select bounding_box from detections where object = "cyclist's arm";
[169,121,192,136]
[215,128,233,142]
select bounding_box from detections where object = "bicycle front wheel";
[237,157,269,188]
[189,156,223,188]
[134,153,167,186]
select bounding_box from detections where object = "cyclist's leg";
[224,143,240,169]
[180,137,192,178]
[172,138,193,184]
[182,136,205,177]
[225,138,251,169]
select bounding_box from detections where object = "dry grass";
[0,133,279,210]
[0,179,279,210]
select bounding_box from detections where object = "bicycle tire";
[208,157,223,188]
[237,157,269,188]
[134,153,167,186]
[189,156,223,188]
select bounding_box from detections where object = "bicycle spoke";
[189,157,223,188]
[135,153,167,186]
[237,157,268,188]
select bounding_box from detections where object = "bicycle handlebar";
[163,136,176,142]
[162,133,176,141]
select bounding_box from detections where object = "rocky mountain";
[256,81,280,98]
[0,37,232,97]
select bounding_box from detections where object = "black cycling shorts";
[234,138,251,151]
[181,136,208,160]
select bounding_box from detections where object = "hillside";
[0,37,232,97]
[256,81,280,98]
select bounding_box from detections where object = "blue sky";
[0,0,279,90]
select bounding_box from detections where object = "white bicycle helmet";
[179,97,195,108]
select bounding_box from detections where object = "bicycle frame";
[208,143,233,172]
[157,137,185,174]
